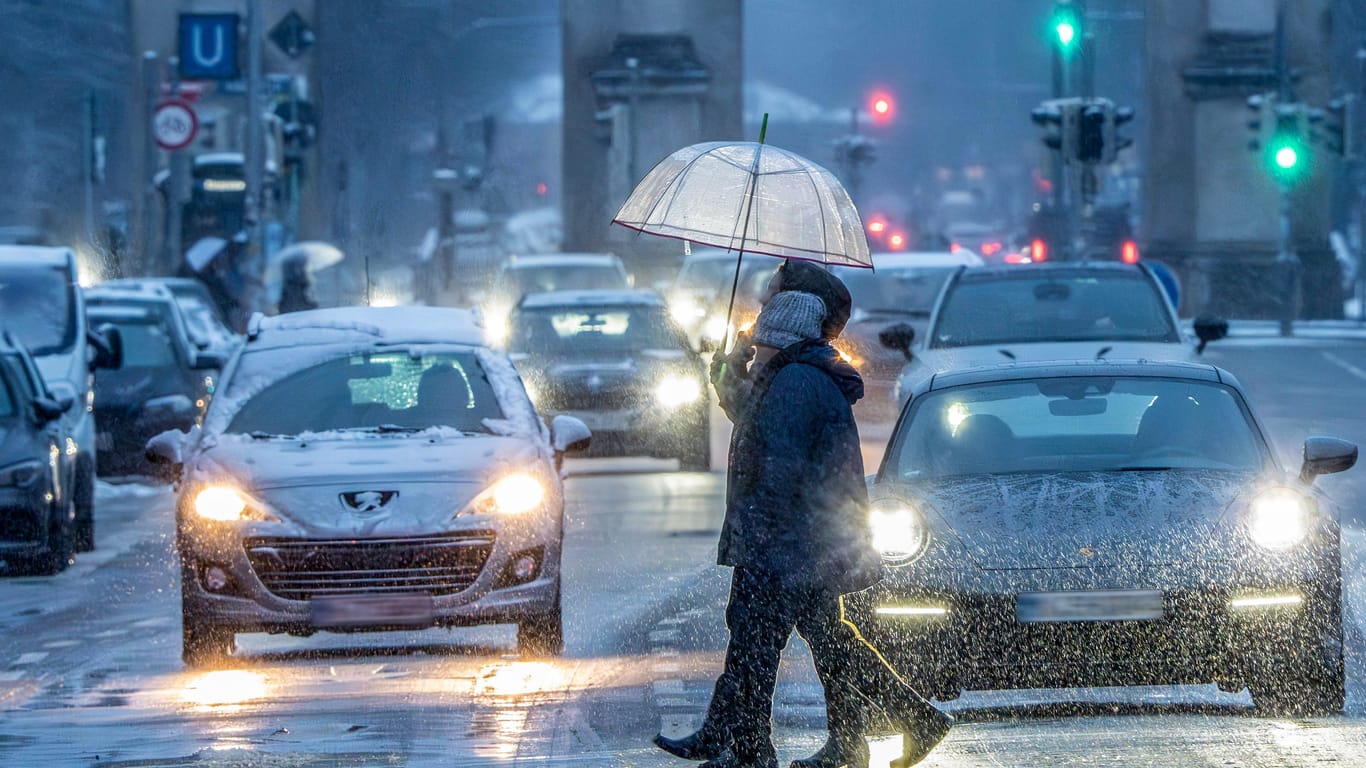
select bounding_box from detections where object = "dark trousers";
[701,566,934,761]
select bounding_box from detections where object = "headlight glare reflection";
[1249,488,1311,550]
[655,375,701,408]
[869,499,930,566]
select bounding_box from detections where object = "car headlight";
[192,485,279,522]
[0,460,44,488]
[466,473,547,517]
[1248,487,1312,550]
[670,301,705,325]
[702,316,727,341]
[483,310,510,345]
[869,498,931,566]
[655,375,702,409]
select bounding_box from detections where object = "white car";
[666,247,783,349]
[881,262,1228,409]
[482,253,633,345]
[149,307,590,665]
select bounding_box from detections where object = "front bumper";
[845,565,1342,695]
[179,515,562,634]
[547,403,706,457]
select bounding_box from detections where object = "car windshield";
[932,271,1179,347]
[886,376,1266,478]
[839,266,956,314]
[506,265,626,296]
[96,317,177,368]
[508,305,682,354]
[0,265,75,356]
[675,256,780,295]
[226,351,502,436]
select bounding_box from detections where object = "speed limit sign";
[153,100,198,151]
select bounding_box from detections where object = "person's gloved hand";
[709,332,755,387]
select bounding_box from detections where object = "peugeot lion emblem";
[340,490,398,514]
[1078,546,1096,558]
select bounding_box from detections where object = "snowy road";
[3,335,1366,766]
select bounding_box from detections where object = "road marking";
[14,653,47,665]
[42,640,78,649]
[0,671,25,681]
[1321,351,1366,382]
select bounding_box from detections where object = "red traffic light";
[888,231,907,250]
[1030,239,1048,262]
[867,217,887,236]
[869,91,895,124]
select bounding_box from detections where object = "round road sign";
[153,100,198,151]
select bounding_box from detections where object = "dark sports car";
[848,360,1356,715]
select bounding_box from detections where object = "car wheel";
[182,608,236,667]
[73,457,95,552]
[38,500,75,575]
[517,589,564,657]
[1251,652,1345,716]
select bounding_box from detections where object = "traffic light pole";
[1272,2,1300,336]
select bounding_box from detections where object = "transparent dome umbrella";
[612,118,872,331]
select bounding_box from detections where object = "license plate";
[310,593,435,628]
[1016,589,1164,623]
[95,431,113,451]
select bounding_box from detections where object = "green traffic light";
[1274,145,1298,170]
[1055,21,1076,46]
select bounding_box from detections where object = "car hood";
[188,432,549,535]
[906,470,1256,570]
[924,340,1194,370]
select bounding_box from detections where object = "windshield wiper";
[248,430,293,440]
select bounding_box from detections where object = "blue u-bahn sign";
[179,14,240,80]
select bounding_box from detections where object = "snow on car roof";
[504,252,622,269]
[518,289,665,309]
[86,305,156,322]
[929,358,1223,391]
[0,245,74,267]
[962,261,1144,280]
[870,251,983,269]
[247,306,486,348]
[88,282,176,300]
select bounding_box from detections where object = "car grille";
[243,532,495,601]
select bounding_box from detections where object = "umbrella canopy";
[270,241,345,272]
[612,141,871,268]
[185,237,228,272]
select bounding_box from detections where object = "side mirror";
[550,415,592,454]
[1192,314,1228,354]
[145,428,188,483]
[33,395,72,423]
[1299,436,1358,484]
[88,324,123,370]
[878,323,916,362]
[192,350,228,370]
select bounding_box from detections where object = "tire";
[518,589,564,657]
[73,457,95,552]
[182,601,236,667]
[36,501,75,575]
[1251,651,1345,716]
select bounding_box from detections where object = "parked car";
[481,253,633,345]
[0,333,77,574]
[849,359,1355,715]
[667,247,783,350]
[880,262,1229,409]
[507,290,710,470]
[148,306,589,665]
[85,285,224,477]
[830,251,982,416]
[0,246,120,550]
[101,277,240,357]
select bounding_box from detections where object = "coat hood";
[790,341,865,404]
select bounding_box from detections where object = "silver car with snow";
[151,307,590,666]
[880,262,1229,409]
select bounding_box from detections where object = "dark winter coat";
[717,339,882,594]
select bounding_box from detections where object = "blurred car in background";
[880,262,1229,409]
[152,306,589,665]
[852,360,1354,715]
[831,250,982,416]
[85,284,225,477]
[507,290,710,470]
[0,333,76,575]
[481,253,633,345]
[103,277,240,356]
[667,248,782,350]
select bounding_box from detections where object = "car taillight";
[1030,239,1047,262]
[1121,240,1139,264]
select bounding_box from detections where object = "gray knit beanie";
[752,291,827,349]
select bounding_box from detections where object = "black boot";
[653,728,730,761]
[888,708,952,768]
[701,748,779,768]
[790,734,869,768]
